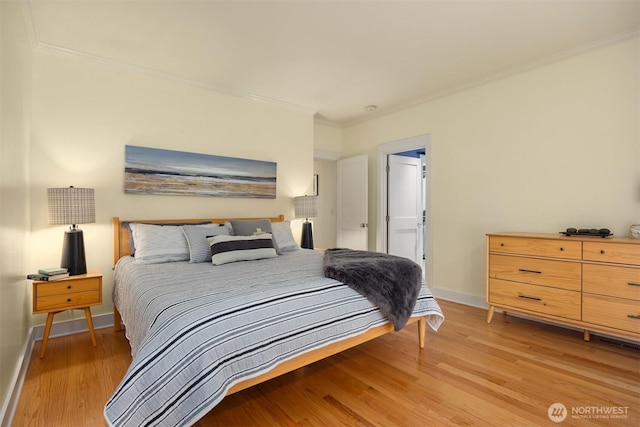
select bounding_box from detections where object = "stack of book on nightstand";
[27,267,70,281]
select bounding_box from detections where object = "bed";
[105,215,444,426]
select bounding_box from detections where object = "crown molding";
[35,41,318,116]
[20,0,638,127]
[344,27,640,128]
[20,1,316,117]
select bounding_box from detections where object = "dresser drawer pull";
[628,282,640,287]
[67,285,72,289]
[518,294,542,301]
[600,250,605,254]
[67,298,72,302]
[627,315,640,320]
[518,269,542,274]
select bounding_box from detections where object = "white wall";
[342,37,640,301]
[312,121,342,249]
[0,0,32,418]
[313,120,342,154]
[28,51,315,325]
[312,159,337,249]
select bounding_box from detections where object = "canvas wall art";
[124,145,277,198]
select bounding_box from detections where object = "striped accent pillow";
[207,234,277,265]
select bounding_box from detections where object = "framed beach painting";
[124,145,277,198]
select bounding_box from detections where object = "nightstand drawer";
[489,278,581,320]
[583,294,640,334]
[583,264,640,300]
[489,254,581,291]
[35,290,101,312]
[489,236,581,260]
[35,277,100,297]
[583,242,640,266]
[32,271,103,315]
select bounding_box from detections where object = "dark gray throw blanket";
[323,248,422,331]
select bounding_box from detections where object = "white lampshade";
[294,195,318,220]
[47,187,95,226]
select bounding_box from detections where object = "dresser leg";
[40,312,56,358]
[487,306,496,323]
[84,307,97,347]
[583,330,590,342]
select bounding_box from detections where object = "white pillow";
[129,223,189,264]
[182,224,230,263]
[207,234,277,265]
[271,220,299,252]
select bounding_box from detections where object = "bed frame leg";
[418,317,426,349]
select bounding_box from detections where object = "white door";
[387,154,422,264]
[337,155,368,250]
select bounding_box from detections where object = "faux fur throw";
[323,248,422,331]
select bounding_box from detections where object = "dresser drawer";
[583,294,640,334]
[489,278,581,320]
[489,254,581,291]
[34,290,101,312]
[34,277,100,297]
[583,264,640,300]
[489,236,581,260]
[583,241,640,266]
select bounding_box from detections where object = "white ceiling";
[24,0,640,125]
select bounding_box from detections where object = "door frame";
[376,134,432,286]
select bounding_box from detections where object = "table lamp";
[294,195,318,249]
[47,186,95,275]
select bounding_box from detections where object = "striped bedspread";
[104,250,444,427]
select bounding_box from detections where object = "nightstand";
[32,270,102,358]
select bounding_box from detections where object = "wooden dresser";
[486,232,640,342]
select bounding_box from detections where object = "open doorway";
[377,134,432,285]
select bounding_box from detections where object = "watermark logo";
[548,403,629,422]
[548,403,567,423]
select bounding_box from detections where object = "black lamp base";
[61,229,87,276]
[301,221,314,250]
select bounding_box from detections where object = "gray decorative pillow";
[224,221,234,235]
[229,219,272,236]
[207,234,277,265]
[271,220,299,252]
[182,224,230,263]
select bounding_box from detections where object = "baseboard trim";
[432,287,487,309]
[31,312,114,341]
[0,329,34,427]
[0,312,114,427]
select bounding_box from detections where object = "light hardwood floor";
[12,300,640,426]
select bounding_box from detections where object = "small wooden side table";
[32,270,102,358]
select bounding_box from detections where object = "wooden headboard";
[112,215,285,265]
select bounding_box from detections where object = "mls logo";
[548,403,568,423]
